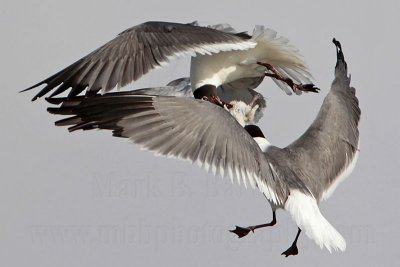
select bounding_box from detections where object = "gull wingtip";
[332,38,348,75]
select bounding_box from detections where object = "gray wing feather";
[47,94,291,204]
[24,21,255,101]
[282,41,360,200]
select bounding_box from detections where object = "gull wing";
[23,21,255,101]
[282,39,361,201]
[46,93,306,205]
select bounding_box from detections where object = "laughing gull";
[22,21,318,106]
[44,39,360,256]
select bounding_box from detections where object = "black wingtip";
[19,80,48,101]
[333,38,346,64]
[332,38,342,50]
[332,38,347,73]
[18,88,38,101]
[19,88,31,94]
[18,92,37,102]
[45,97,66,105]
[19,83,38,94]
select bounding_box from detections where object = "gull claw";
[229,226,253,238]
[294,83,320,93]
[281,244,299,257]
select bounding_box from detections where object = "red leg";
[258,62,320,93]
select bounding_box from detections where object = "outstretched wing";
[47,93,291,205]
[23,21,255,101]
[283,39,361,201]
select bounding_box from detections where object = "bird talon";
[294,83,320,93]
[229,226,252,238]
[281,244,299,257]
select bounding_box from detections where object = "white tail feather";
[285,190,346,252]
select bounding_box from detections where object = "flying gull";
[22,21,318,107]
[44,39,360,256]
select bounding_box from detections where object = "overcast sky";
[1,0,399,266]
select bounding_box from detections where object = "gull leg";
[230,211,276,238]
[257,62,320,93]
[281,228,301,257]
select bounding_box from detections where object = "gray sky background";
[1,0,399,266]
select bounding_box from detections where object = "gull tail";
[285,190,346,252]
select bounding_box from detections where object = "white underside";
[190,49,265,88]
[285,189,346,252]
[190,26,312,91]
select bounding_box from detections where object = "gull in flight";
[44,39,360,256]
[22,21,318,108]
